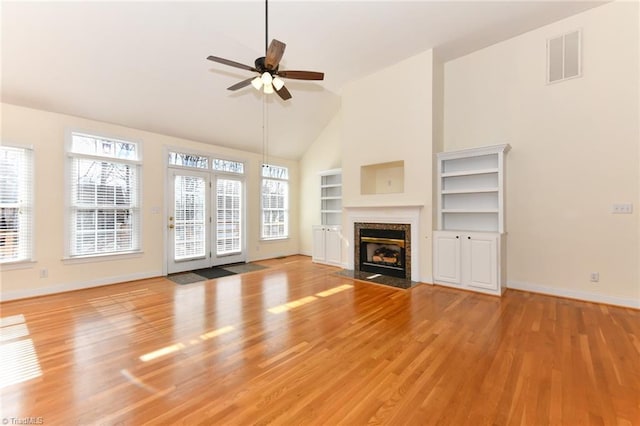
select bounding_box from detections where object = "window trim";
[167,147,246,176]
[65,130,143,259]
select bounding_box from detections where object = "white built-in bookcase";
[436,144,510,233]
[320,169,342,226]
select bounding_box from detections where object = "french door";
[212,176,245,266]
[167,170,245,274]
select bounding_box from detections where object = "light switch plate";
[612,203,633,214]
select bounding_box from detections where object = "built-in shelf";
[433,145,510,297]
[320,169,342,226]
[440,168,499,178]
[314,168,343,266]
[441,188,499,195]
[441,209,499,213]
[437,144,510,234]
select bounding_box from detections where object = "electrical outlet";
[39,269,48,279]
[590,272,599,282]
[612,203,633,214]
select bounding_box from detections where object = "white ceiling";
[1,1,605,159]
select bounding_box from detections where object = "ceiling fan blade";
[207,55,257,72]
[265,39,286,70]
[227,78,255,91]
[275,85,292,101]
[277,70,324,80]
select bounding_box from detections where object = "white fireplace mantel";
[345,205,422,281]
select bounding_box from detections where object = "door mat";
[222,263,268,274]
[168,262,269,285]
[191,267,237,279]
[167,272,208,285]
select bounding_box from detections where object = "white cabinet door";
[325,226,342,266]
[312,226,326,263]
[465,234,498,290]
[433,231,461,284]
[433,231,502,295]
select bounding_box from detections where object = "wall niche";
[360,160,404,195]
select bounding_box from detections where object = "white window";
[168,151,208,169]
[212,159,244,174]
[261,165,288,240]
[68,133,141,257]
[0,146,33,263]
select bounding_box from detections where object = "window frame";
[0,144,34,265]
[260,164,289,241]
[65,130,143,259]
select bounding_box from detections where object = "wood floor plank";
[1,256,638,425]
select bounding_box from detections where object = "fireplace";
[355,223,410,279]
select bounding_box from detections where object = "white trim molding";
[0,270,162,302]
[508,280,640,309]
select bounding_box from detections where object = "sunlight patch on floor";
[316,284,353,298]
[139,343,186,362]
[200,325,234,341]
[139,325,235,362]
[0,315,42,388]
[268,296,318,314]
[267,283,354,314]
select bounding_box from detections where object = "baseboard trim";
[0,270,162,302]
[248,251,299,263]
[421,275,434,285]
[507,280,640,309]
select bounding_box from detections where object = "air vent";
[547,30,582,84]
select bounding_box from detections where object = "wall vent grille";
[547,29,582,84]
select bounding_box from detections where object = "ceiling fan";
[206,0,324,101]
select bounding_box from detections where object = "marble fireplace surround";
[345,206,421,282]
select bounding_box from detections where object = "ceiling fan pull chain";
[265,0,268,55]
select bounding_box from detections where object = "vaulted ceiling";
[1,1,604,159]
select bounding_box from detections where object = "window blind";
[0,146,33,263]
[261,165,289,240]
[69,133,140,257]
[216,178,242,255]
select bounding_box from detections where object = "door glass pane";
[216,179,242,255]
[174,175,206,260]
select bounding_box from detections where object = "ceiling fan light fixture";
[272,76,285,91]
[263,82,274,94]
[261,72,273,85]
[251,76,263,90]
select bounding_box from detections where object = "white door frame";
[167,169,211,274]
[165,154,247,274]
[211,174,246,266]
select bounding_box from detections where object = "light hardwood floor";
[1,256,638,425]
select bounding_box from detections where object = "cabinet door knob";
[467,236,471,239]
[456,236,459,239]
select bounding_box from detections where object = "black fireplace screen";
[358,227,407,279]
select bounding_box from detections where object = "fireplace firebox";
[355,223,410,279]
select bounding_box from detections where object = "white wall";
[0,103,300,300]
[341,49,435,282]
[298,111,342,256]
[444,1,639,305]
